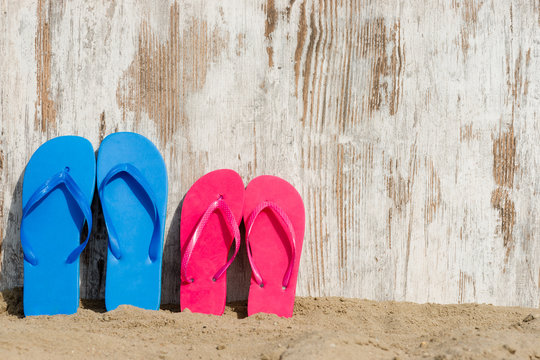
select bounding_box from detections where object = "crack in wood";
[492,124,516,263]
[360,18,404,118]
[453,0,483,58]
[264,0,277,67]
[294,1,307,98]
[35,0,58,132]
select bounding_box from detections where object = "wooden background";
[0,0,539,307]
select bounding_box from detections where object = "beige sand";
[0,288,538,359]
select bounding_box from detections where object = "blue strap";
[99,163,161,262]
[21,168,93,266]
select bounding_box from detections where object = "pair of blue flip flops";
[21,133,168,316]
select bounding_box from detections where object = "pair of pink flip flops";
[180,170,305,318]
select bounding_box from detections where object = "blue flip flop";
[97,132,168,311]
[21,136,96,316]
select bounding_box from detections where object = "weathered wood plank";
[0,0,538,307]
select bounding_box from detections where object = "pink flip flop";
[243,175,305,318]
[180,169,244,315]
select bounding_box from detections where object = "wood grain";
[0,0,539,307]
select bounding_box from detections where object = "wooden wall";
[0,0,539,307]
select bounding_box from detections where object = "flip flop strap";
[21,168,93,266]
[181,197,241,284]
[245,201,296,289]
[99,163,161,262]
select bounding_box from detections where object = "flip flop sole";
[180,169,244,315]
[97,132,168,311]
[243,175,305,318]
[22,136,95,316]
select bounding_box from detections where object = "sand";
[0,288,539,359]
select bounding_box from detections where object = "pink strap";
[245,201,296,289]
[181,196,241,284]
